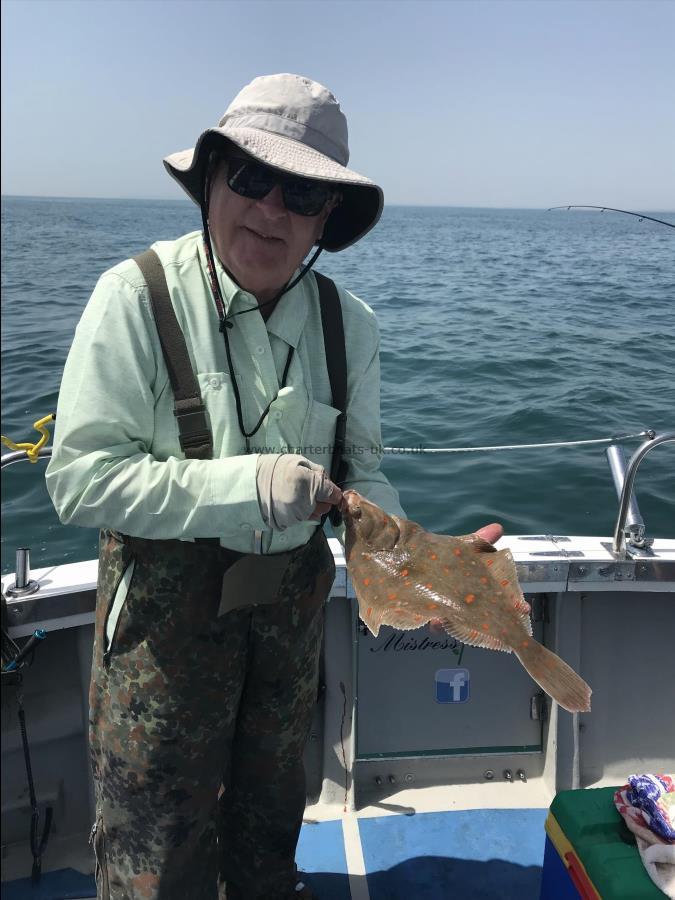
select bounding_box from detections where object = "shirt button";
[273,410,283,420]
[209,377,221,389]
[255,345,266,355]
[278,535,288,545]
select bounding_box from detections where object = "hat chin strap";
[199,202,324,329]
[199,202,325,451]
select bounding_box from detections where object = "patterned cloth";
[614,774,675,899]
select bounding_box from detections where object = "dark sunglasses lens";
[227,162,275,200]
[226,159,331,215]
[283,179,332,216]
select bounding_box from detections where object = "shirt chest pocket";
[301,399,341,474]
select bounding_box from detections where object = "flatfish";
[342,490,591,713]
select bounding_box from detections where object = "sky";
[2,0,674,208]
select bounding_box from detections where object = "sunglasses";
[225,157,336,217]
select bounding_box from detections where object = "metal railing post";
[611,432,675,558]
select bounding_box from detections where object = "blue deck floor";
[297,807,548,900]
[3,808,548,899]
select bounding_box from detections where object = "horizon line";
[2,193,675,214]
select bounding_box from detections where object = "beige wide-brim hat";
[164,73,383,252]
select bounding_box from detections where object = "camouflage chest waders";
[87,254,347,898]
[90,525,335,900]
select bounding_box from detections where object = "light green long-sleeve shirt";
[46,230,404,554]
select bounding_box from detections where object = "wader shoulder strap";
[133,249,213,461]
[314,271,348,527]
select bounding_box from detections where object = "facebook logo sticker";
[435,668,470,703]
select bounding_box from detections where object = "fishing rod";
[548,205,675,229]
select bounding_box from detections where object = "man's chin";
[229,253,290,295]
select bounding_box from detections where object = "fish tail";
[514,641,591,713]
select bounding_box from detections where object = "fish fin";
[437,619,511,652]
[351,586,384,637]
[514,642,591,713]
[361,616,382,638]
[479,547,532,635]
[380,612,430,631]
[458,534,498,553]
[358,602,431,636]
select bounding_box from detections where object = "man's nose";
[256,184,286,217]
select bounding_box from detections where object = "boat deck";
[2,805,549,900]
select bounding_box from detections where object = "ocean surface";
[1,196,674,574]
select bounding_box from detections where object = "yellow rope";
[1,414,55,463]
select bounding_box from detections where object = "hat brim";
[163,127,383,252]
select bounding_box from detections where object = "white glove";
[256,454,340,531]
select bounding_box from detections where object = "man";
[47,74,501,899]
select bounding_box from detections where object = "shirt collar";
[265,275,310,349]
[197,237,252,317]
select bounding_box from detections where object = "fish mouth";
[341,490,362,519]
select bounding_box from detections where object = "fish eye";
[352,505,362,519]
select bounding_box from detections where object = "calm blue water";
[1,196,674,574]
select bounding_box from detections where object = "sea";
[1,196,674,574]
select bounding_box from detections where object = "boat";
[2,429,674,899]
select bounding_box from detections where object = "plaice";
[342,490,591,713]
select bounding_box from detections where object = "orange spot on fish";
[426,603,439,610]
[388,594,397,601]
[426,583,433,589]
[453,548,462,556]
[462,571,470,577]
[401,569,409,577]
[367,607,372,617]
[443,566,451,575]
[430,553,437,560]
[480,577,488,584]
[486,559,494,567]
[501,579,510,587]
[404,581,413,587]
[464,593,476,604]
[482,623,489,631]
[363,578,370,586]
[521,640,530,648]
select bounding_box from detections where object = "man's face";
[208,159,334,302]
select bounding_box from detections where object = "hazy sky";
[2,0,674,208]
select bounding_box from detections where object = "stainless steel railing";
[607,431,675,558]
